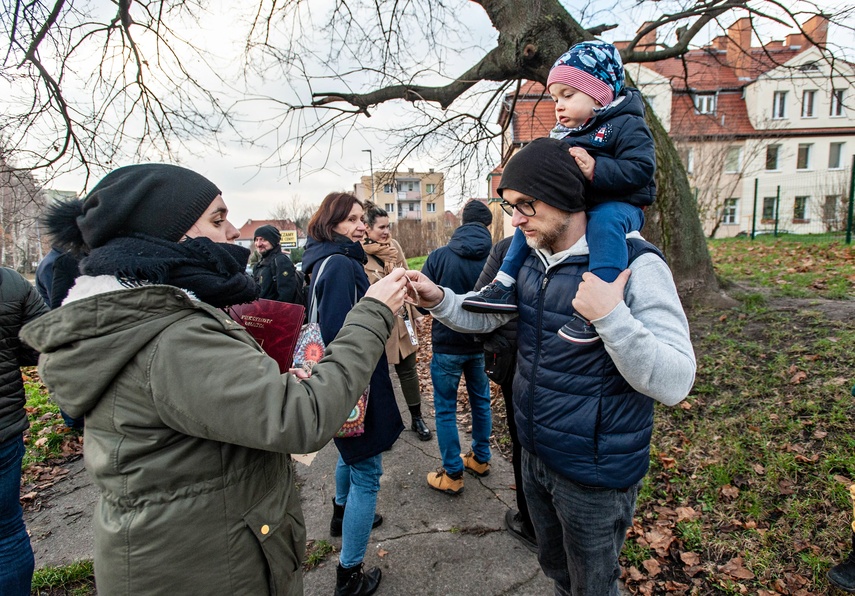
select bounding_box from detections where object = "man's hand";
[364,267,408,314]
[571,269,631,321]
[404,270,444,308]
[569,147,595,181]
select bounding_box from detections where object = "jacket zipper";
[527,273,552,453]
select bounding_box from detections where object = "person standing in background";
[0,267,49,595]
[252,224,301,304]
[420,200,493,495]
[362,201,431,441]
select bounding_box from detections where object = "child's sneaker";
[462,281,518,313]
[557,314,600,344]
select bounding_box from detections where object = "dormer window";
[693,93,717,114]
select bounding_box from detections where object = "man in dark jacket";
[420,200,493,496]
[404,139,695,594]
[475,236,537,552]
[252,225,301,304]
[0,267,49,595]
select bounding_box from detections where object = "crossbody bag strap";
[308,256,358,324]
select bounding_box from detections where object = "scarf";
[362,240,401,276]
[81,234,259,308]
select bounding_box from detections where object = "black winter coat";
[421,223,492,355]
[302,237,404,465]
[0,268,49,443]
[475,237,518,385]
[558,88,656,208]
[253,249,300,304]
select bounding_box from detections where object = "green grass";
[31,560,95,595]
[709,238,855,299]
[406,255,427,271]
[627,239,855,592]
[303,539,335,570]
[22,371,76,471]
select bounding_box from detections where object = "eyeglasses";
[499,199,538,217]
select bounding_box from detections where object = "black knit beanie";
[254,225,281,247]
[43,164,221,252]
[461,200,493,227]
[497,138,586,213]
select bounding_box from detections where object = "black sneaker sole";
[461,301,519,314]
[556,329,602,344]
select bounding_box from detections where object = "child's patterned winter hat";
[546,41,625,107]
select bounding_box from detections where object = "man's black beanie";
[254,225,281,247]
[43,163,222,252]
[497,138,586,213]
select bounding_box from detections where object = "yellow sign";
[280,230,298,248]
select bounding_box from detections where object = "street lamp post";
[362,149,374,202]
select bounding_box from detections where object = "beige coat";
[363,238,421,364]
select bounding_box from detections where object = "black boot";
[408,405,432,441]
[829,533,855,593]
[329,498,383,537]
[335,562,382,596]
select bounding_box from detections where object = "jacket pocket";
[243,485,303,596]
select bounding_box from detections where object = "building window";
[762,197,777,222]
[678,147,694,174]
[721,198,738,225]
[793,196,809,222]
[693,93,716,114]
[425,183,436,194]
[724,146,742,173]
[383,184,394,194]
[801,90,816,118]
[384,203,395,213]
[772,91,787,119]
[830,89,845,117]
[797,144,812,170]
[397,182,415,192]
[829,142,844,169]
[765,145,780,170]
[426,203,436,213]
[824,195,840,223]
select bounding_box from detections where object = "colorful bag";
[336,386,370,438]
[293,256,369,438]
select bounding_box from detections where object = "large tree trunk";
[643,108,735,307]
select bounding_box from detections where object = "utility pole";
[362,149,374,202]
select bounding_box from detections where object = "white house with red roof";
[495,15,854,238]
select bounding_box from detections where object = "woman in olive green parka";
[20,164,411,596]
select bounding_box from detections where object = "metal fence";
[745,155,855,243]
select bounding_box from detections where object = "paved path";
[24,372,633,595]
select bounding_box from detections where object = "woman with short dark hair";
[303,192,404,596]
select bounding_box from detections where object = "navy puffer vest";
[513,239,664,489]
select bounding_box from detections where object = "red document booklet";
[229,299,306,373]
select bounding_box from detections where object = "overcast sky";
[36,0,854,226]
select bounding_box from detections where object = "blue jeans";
[335,453,383,568]
[430,352,492,475]
[0,435,34,596]
[521,449,639,596]
[587,202,645,283]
